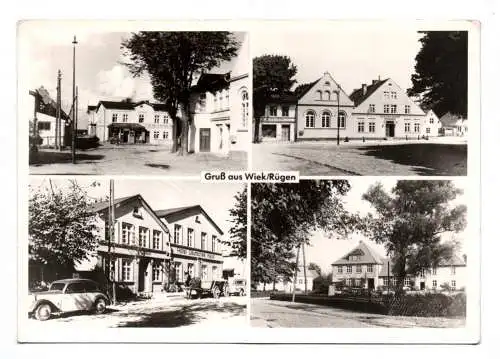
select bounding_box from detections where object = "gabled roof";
[88,194,136,213]
[332,241,384,265]
[379,255,466,277]
[87,105,97,113]
[349,79,389,106]
[294,79,321,99]
[155,205,224,235]
[439,112,466,127]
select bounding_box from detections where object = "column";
[133,258,140,294]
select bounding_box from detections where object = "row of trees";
[227,180,466,297]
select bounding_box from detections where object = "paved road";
[251,299,465,328]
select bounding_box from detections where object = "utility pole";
[56,71,61,150]
[71,35,77,164]
[291,245,300,303]
[302,242,308,295]
[109,179,116,304]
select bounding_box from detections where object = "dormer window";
[325,81,330,86]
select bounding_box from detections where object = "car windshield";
[49,282,66,291]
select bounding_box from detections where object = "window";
[358,121,365,133]
[351,255,358,261]
[174,224,181,244]
[368,104,375,113]
[269,106,277,116]
[212,266,218,280]
[154,115,159,123]
[121,222,134,245]
[404,278,411,286]
[391,91,397,99]
[369,122,375,133]
[225,90,230,108]
[451,280,456,290]
[153,230,161,250]
[153,262,161,281]
[122,114,128,122]
[282,106,289,117]
[122,259,132,281]
[37,122,51,130]
[325,81,331,86]
[316,90,322,100]
[383,278,389,286]
[432,280,437,288]
[201,232,207,250]
[138,227,148,247]
[324,90,331,100]
[338,266,343,274]
[321,111,331,128]
[414,123,420,133]
[66,282,86,294]
[305,111,315,128]
[212,235,217,252]
[405,122,411,133]
[201,265,208,280]
[390,104,397,114]
[163,115,168,124]
[346,265,352,273]
[383,104,390,113]
[429,117,434,124]
[451,266,456,275]
[187,263,194,277]
[138,114,144,123]
[432,267,437,275]
[214,93,218,109]
[153,131,159,139]
[367,264,373,273]
[383,91,390,99]
[187,228,194,247]
[338,111,346,128]
[241,90,249,128]
[163,131,168,139]
[174,262,182,281]
[356,265,362,273]
[405,105,410,114]
[112,113,118,122]
[426,127,431,134]
[219,91,224,110]
[355,279,361,287]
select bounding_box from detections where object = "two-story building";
[423,109,442,137]
[331,241,466,292]
[87,100,173,145]
[88,195,224,296]
[257,92,297,142]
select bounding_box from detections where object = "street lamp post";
[336,85,341,146]
[71,35,78,164]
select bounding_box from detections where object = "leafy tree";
[224,186,247,257]
[122,32,240,154]
[253,55,297,142]
[308,262,322,276]
[251,181,353,286]
[407,31,468,117]
[361,180,467,296]
[29,180,101,282]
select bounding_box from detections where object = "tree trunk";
[178,102,190,156]
[171,118,178,153]
[291,245,300,303]
[253,117,260,143]
[302,243,307,295]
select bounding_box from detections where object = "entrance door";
[386,121,395,137]
[367,278,375,290]
[200,128,211,152]
[281,125,290,141]
[123,130,129,143]
[138,260,146,292]
[420,281,425,290]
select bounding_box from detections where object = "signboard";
[172,246,219,260]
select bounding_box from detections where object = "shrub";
[29,135,43,146]
[387,292,466,317]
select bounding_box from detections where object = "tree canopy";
[253,55,297,142]
[29,181,101,279]
[224,186,247,257]
[361,180,467,294]
[407,31,468,118]
[122,32,240,154]
[250,181,353,285]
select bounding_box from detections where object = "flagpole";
[71,35,77,164]
[56,70,62,150]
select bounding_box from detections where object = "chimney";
[362,84,367,95]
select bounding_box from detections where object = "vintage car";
[227,278,246,296]
[28,278,109,321]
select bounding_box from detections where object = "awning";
[107,123,146,131]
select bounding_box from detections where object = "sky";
[303,178,469,273]
[28,178,245,242]
[18,22,244,129]
[252,22,425,95]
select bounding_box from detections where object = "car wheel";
[94,298,106,314]
[35,303,52,321]
[239,288,245,296]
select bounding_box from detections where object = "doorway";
[281,125,290,141]
[385,121,395,137]
[200,128,211,152]
[367,278,375,290]
[420,281,425,290]
[138,260,147,292]
[122,130,129,143]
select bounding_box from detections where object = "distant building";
[423,109,442,137]
[331,241,466,292]
[439,112,468,137]
[254,264,320,293]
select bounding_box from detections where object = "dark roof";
[88,195,137,213]
[267,91,297,104]
[155,205,224,235]
[32,86,70,120]
[107,123,146,131]
[192,73,230,93]
[332,241,384,265]
[87,105,97,112]
[349,79,389,106]
[294,79,321,99]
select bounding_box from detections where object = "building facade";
[257,92,297,142]
[87,100,173,145]
[89,196,224,296]
[423,110,442,137]
[331,241,466,292]
[188,34,250,154]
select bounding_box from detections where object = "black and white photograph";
[250,179,471,328]
[252,24,472,176]
[20,24,250,175]
[22,178,247,337]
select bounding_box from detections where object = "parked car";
[227,278,246,296]
[186,278,229,299]
[28,278,109,321]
